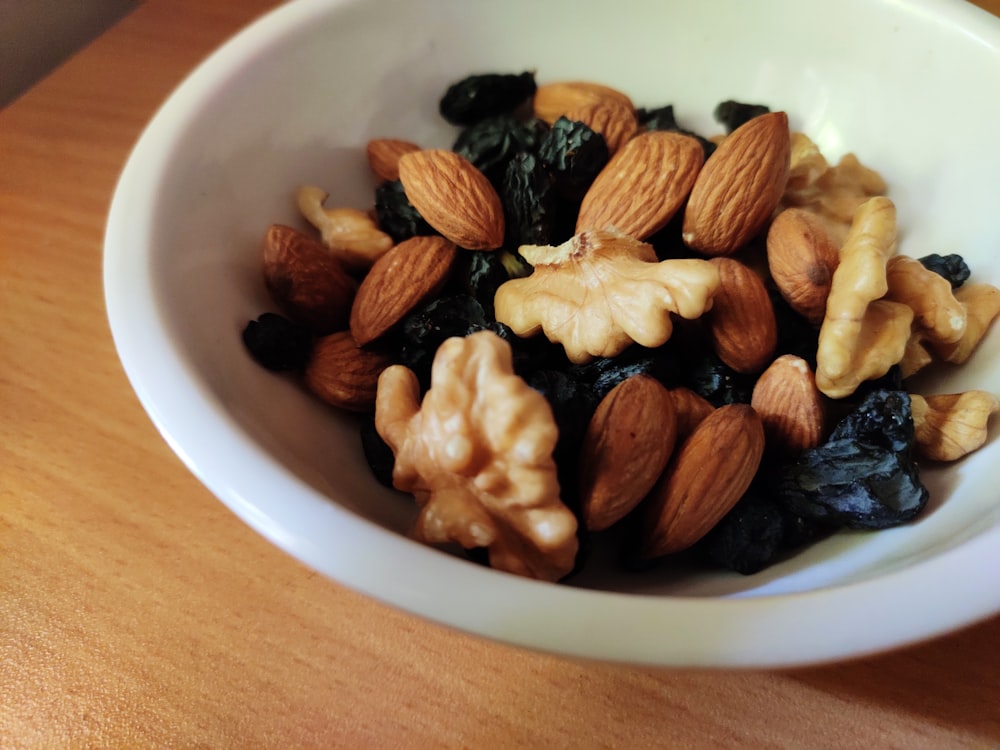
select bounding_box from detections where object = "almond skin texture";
[564,97,638,154]
[349,235,457,345]
[579,375,678,531]
[304,331,392,413]
[576,131,705,240]
[397,149,504,250]
[262,224,357,334]
[703,257,778,374]
[767,208,840,325]
[532,81,634,125]
[641,403,765,558]
[750,354,826,455]
[682,111,791,255]
[366,138,420,182]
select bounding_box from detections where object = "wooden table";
[3,1,1000,747]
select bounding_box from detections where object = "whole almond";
[398,149,504,250]
[641,403,765,558]
[766,208,839,325]
[366,138,420,182]
[750,354,826,455]
[564,97,638,154]
[703,257,778,374]
[262,224,357,334]
[349,235,457,345]
[576,131,705,240]
[533,81,634,125]
[579,375,678,531]
[304,331,392,412]
[682,111,791,255]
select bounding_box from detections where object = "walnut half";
[374,330,578,581]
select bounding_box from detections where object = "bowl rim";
[103,0,1000,668]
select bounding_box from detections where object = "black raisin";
[773,389,929,529]
[697,491,787,575]
[683,349,756,406]
[374,179,435,243]
[439,71,537,126]
[453,115,549,185]
[242,313,313,372]
[501,152,557,248]
[638,104,717,159]
[397,294,490,388]
[771,291,819,366]
[714,100,771,132]
[537,117,610,201]
[455,250,530,320]
[918,253,971,289]
[569,341,682,400]
[360,416,396,489]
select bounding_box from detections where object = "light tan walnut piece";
[816,196,909,398]
[926,283,1000,364]
[900,332,934,379]
[782,133,887,247]
[910,391,999,462]
[493,229,720,364]
[884,255,967,345]
[296,186,393,271]
[374,330,578,582]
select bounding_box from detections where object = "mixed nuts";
[242,71,1000,583]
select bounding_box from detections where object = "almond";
[682,111,791,255]
[750,354,826,455]
[766,208,839,325]
[575,131,705,240]
[532,80,634,125]
[366,138,420,182]
[349,235,457,345]
[641,403,765,558]
[564,97,638,154]
[578,375,677,531]
[397,149,504,250]
[667,387,715,440]
[262,224,357,334]
[304,331,392,412]
[703,257,778,374]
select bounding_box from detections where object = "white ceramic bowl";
[104,0,1000,667]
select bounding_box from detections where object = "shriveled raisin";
[374,179,435,242]
[439,71,537,126]
[242,312,313,372]
[569,342,682,400]
[918,253,971,289]
[698,491,787,575]
[537,117,610,201]
[684,350,756,406]
[396,294,490,389]
[501,152,557,248]
[714,100,770,132]
[453,115,549,185]
[454,250,530,319]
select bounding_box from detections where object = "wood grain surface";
[3,1,1000,747]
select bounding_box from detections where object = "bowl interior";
[105,0,1000,665]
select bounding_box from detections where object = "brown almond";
[750,354,826,455]
[682,111,791,255]
[397,149,504,250]
[349,235,457,345]
[766,208,839,325]
[532,81,634,125]
[704,257,778,374]
[579,375,677,532]
[564,97,638,154]
[304,331,392,413]
[641,403,765,558]
[262,224,357,334]
[576,131,705,240]
[365,138,420,182]
[667,387,715,440]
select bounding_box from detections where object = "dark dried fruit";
[714,100,771,132]
[698,491,786,575]
[242,312,313,372]
[537,116,610,201]
[918,253,970,289]
[501,152,557,247]
[439,71,537,126]
[455,249,530,319]
[683,349,756,406]
[569,342,682,400]
[453,115,549,184]
[396,294,490,388]
[773,389,929,529]
[374,179,436,243]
